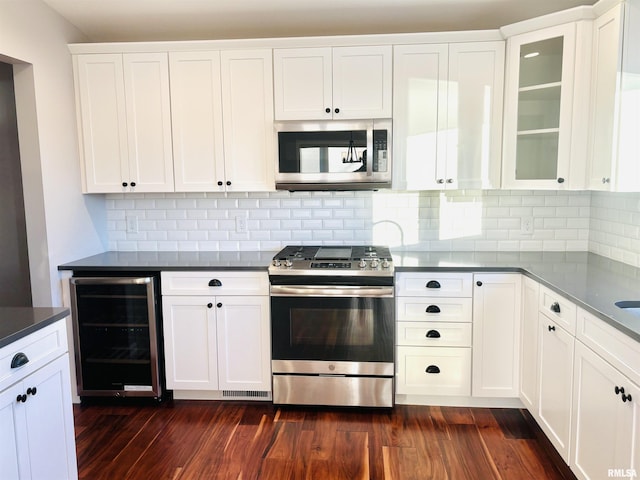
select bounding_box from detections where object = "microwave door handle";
[366,126,373,177]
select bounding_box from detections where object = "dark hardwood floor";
[74,400,576,479]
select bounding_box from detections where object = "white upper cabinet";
[393,41,504,190]
[169,51,225,192]
[169,50,275,192]
[502,22,591,190]
[273,46,392,120]
[587,0,640,192]
[75,53,174,193]
[220,49,275,192]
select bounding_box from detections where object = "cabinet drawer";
[396,272,473,297]
[397,321,472,347]
[0,320,68,391]
[161,271,269,296]
[396,297,472,323]
[396,346,471,396]
[539,285,576,334]
[577,307,640,387]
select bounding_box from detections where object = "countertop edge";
[0,308,70,349]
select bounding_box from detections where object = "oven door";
[270,285,394,373]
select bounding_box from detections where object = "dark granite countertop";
[58,250,278,271]
[0,307,70,349]
[57,250,640,342]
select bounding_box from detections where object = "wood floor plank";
[73,401,577,480]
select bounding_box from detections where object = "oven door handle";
[270,285,394,298]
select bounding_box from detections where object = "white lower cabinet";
[161,271,271,398]
[472,273,521,397]
[1,322,77,480]
[571,341,640,480]
[537,314,575,461]
[520,276,540,411]
[396,346,471,395]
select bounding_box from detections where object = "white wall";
[0,0,107,306]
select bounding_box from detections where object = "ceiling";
[41,0,598,43]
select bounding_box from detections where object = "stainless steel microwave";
[275,120,391,191]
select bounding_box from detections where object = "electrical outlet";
[126,215,138,234]
[235,216,248,234]
[521,216,534,235]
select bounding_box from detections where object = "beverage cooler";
[70,273,164,401]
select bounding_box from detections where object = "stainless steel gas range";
[268,245,394,408]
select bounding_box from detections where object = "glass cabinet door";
[502,23,578,189]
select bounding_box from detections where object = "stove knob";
[370,259,380,269]
[272,259,281,267]
[284,259,293,268]
[382,259,391,269]
[358,259,367,268]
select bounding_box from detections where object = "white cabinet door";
[447,42,504,189]
[273,47,333,120]
[392,44,448,190]
[472,273,522,397]
[538,314,575,461]
[169,51,225,192]
[332,45,392,119]
[273,45,392,121]
[220,49,275,192]
[122,53,174,192]
[75,54,129,193]
[22,354,77,480]
[502,22,588,190]
[0,355,77,480]
[162,296,218,390]
[587,5,622,191]
[75,53,174,193]
[0,382,28,479]
[520,276,540,412]
[393,42,504,190]
[572,341,640,480]
[216,296,271,391]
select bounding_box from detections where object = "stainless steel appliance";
[275,120,391,190]
[269,245,394,407]
[70,274,164,401]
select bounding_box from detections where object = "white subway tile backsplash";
[102,190,639,268]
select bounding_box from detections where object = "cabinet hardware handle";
[476,281,483,287]
[11,352,29,369]
[208,279,222,287]
[425,305,441,314]
[122,182,128,187]
[550,302,561,313]
[426,330,441,338]
[622,393,633,403]
[437,179,444,184]
[602,177,611,184]
[548,325,556,332]
[217,181,223,186]
[217,302,223,308]
[334,108,340,114]
[446,178,453,184]
[130,181,136,187]
[615,386,625,395]
[325,107,331,113]
[207,303,213,308]
[425,365,440,374]
[426,280,441,289]
[27,387,37,396]
[226,181,231,186]
[16,394,27,403]
[557,177,565,183]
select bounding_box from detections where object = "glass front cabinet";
[502,22,591,189]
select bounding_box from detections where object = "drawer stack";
[395,272,473,396]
